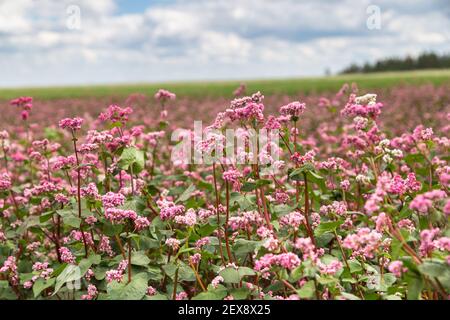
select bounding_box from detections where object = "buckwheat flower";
[105,208,137,224]
[157,198,185,220]
[320,201,347,217]
[79,143,99,154]
[154,89,176,102]
[340,180,350,191]
[99,105,133,123]
[105,260,128,283]
[81,183,100,199]
[147,286,157,296]
[211,276,224,289]
[290,150,316,166]
[134,216,150,231]
[51,155,76,170]
[229,210,264,231]
[165,238,181,251]
[353,116,369,130]
[189,253,201,265]
[342,228,383,259]
[195,237,210,250]
[444,200,450,216]
[280,101,306,120]
[410,190,446,214]
[59,247,75,264]
[99,236,114,257]
[0,256,18,284]
[318,260,343,276]
[10,96,32,109]
[419,228,440,257]
[85,268,95,282]
[0,231,6,242]
[375,212,390,232]
[101,192,125,208]
[222,168,242,192]
[263,236,279,251]
[397,219,415,232]
[59,117,84,131]
[264,115,281,130]
[435,237,450,251]
[81,284,98,300]
[85,216,97,225]
[175,292,188,300]
[174,208,197,226]
[0,172,12,190]
[197,208,214,220]
[23,281,33,289]
[388,261,407,277]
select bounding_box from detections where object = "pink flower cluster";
[0,172,11,190]
[388,261,407,277]
[387,173,421,195]
[409,190,447,214]
[418,228,450,257]
[59,247,76,264]
[101,192,125,208]
[10,96,32,120]
[58,117,84,131]
[341,93,383,119]
[342,228,384,259]
[320,201,347,217]
[174,208,197,226]
[105,208,138,224]
[105,260,128,283]
[98,104,133,123]
[254,253,301,274]
[228,210,264,231]
[280,211,305,230]
[157,198,185,220]
[0,256,19,285]
[81,284,98,300]
[280,101,306,119]
[154,89,176,102]
[222,168,243,191]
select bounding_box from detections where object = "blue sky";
[0,0,449,87]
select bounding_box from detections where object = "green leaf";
[406,274,424,300]
[296,280,315,299]
[418,259,450,291]
[366,273,396,292]
[219,267,256,284]
[339,292,361,300]
[230,287,250,300]
[64,215,82,228]
[192,285,228,300]
[289,163,315,181]
[314,220,343,237]
[33,278,55,298]
[233,239,263,255]
[54,264,83,294]
[348,260,363,273]
[176,184,196,203]
[107,273,148,300]
[119,147,145,173]
[131,252,151,266]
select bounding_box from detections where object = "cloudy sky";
[0,0,449,87]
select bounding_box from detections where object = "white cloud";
[0,0,448,87]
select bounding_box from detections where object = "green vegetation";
[341,52,450,74]
[1,69,449,101]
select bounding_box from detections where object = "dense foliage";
[0,84,449,300]
[341,52,450,74]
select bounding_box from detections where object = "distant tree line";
[340,52,450,74]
